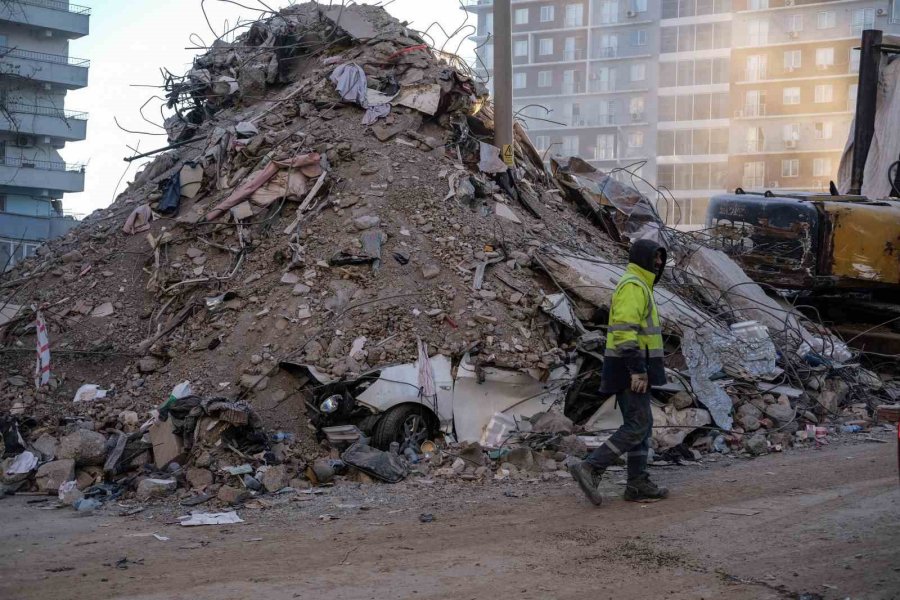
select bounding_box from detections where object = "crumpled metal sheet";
[681,329,735,431]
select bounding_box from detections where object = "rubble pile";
[0,3,897,509]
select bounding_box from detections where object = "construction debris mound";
[1,3,897,509]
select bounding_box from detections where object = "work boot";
[569,461,604,506]
[624,473,669,503]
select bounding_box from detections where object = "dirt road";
[1,440,897,600]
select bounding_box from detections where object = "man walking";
[569,239,669,505]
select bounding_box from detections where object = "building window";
[631,30,647,46]
[628,131,644,148]
[744,161,765,188]
[817,11,836,29]
[595,133,615,159]
[746,127,765,152]
[816,47,834,68]
[565,4,584,27]
[629,96,645,117]
[599,33,617,57]
[748,19,769,45]
[599,0,618,25]
[783,87,801,105]
[540,5,555,22]
[784,50,802,71]
[539,38,554,56]
[782,159,800,178]
[562,135,579,155]
[485,13,494,35]
[783,123,800,145]
[785,14,803,33]
[562,69,579,93]
[815,121,833,140]
[633,0,647,12]
[850,48,861,73]
[748,0,769,9]
[630,63,646,81]
[813,158,832,177]
[852,8,876,36]
[514,40,528,57]
[514,8,529,25]
[0,194,5,212]
[534,135,550,151]
[815,84,833,103]
[513,72,527,89]
[538,70,552,87]
[894,0,900,24]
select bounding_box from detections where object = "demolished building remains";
[0,3,897,507]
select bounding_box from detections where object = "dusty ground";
[1,438,898,600]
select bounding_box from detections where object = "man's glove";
[630,373,648,394]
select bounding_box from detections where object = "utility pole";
[493,0,514,167]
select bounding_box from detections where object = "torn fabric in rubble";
[330,63,368,107]
[122,204,153,235]
[362,103,391,125]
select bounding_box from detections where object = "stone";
[186,467,214,489]
[531,412,574,435]
[494,203,522,223]
[240,374,269,391]
[35,460,75,493]
[119,411,140,429]
[259,464,290,493]
[292,283,311,296]
[91,302,115,318]
[737,401,763,420]
[353,215,381,230]
[58,430,107,466]
[764,402,794,426]
[136,478,177,500]
[243,475,262,491]
[217,485,250,505]
[744,434,769,456]
[61,250,83,263]
[289,478,312,490]
[506,447,540,472]
[557,434,588,457]
[457,442,485,467]
[138,356,163,373]
[186,248,204,258]
[280,272,300,285]
[738,414,761,432]
[669,391,694,410]
[194,451,212,468]
[32,433,59,461]
[75,469,96,490]
[421,263,441,279]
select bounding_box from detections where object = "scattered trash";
[178,511,244,527]
[418,513,435,523]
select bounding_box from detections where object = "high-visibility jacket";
[600,262,666,393]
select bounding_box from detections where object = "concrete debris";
[0,2,892,508]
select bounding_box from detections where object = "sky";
[61,0,477,216]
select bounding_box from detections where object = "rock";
[217,485,250,505]
[136,478,177,500]
[505,447,540,472]
[32,433,59,461]
[186,467,214,489]
[421,262,441,279]
[557,434,588,457]
[240,374,269,391]
[531,412,573,435]
[186,248,204,258]
[457,442,485,467]
[75,469,96,490]
[35,460,75,493]
[764,402,794,426]
[58,430,107,466]
[119,411,140,429]
[243,475,262,491]
[90,302,115,318]
[138,356,163,373]
[744,434,769,456]
[353,215,381,230]
[292,283,311,296]
[737,402,763,420]
[451,458,466,474]
[194,451,212,468]
[669,391,694,410]
[259,464,290,492]
[738,414,761,432]
[61,250,83,263]
[289,478,311,490]
[280,272,300,285]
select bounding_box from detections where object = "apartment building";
[465,0,900,228]
[0,0,89,269]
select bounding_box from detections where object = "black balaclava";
[628,239,666,284]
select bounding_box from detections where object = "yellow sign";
[501,144,515,167]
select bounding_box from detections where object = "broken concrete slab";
[35,459,75,493]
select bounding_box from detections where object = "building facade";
[0,0,89,269]
[465,0,900,228]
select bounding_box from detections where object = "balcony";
[742,177,765,189]
[0,209,78,242]
[0,102,88,141]
[0,155,85,192]
[562,49,586,61]
[597,46,618,59]
[571,114,616,127]
[743,68,768,82]
[0,1,91,38]
[0,46,89,89]
[736,104,766,118]
[562,81,585,94]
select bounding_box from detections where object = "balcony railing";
[1,155,85,172]
[598,46,618,58]
[562,82,585,94]
[571,114,616,127]
[563,49,586,61]
[742,177,765,189]
[0,46,89,67]
[746,140,764,152]
[737,103,766,117]
[8,0,91,14]
[589,81,616,93]
[3,102,88,120]
[743,68,768,82]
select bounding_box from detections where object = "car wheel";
[372,405,432,452]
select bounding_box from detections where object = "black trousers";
[585,389,652,479]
